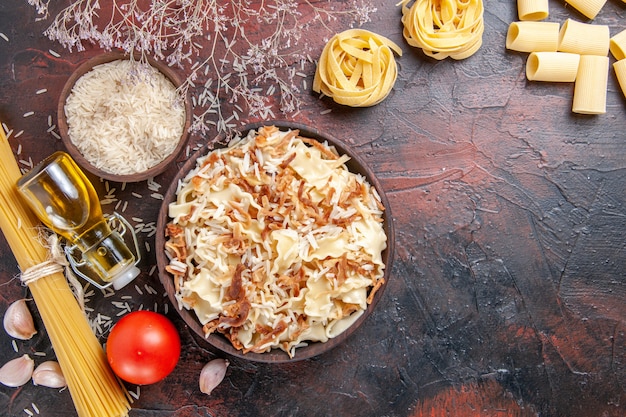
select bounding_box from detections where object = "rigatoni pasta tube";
[558,19,609,56]
[572,55,609,114]
[517,0,549,21]
[610,29,626,61]
[613,59,626,99]
[565,0,607,19]
[526,52,580,82]
[506,22,559,53]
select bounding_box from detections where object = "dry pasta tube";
[572,55,609,114]
[313,29,402,107]
[526,52,580,82]
[565,0,607,19]
[399,0,484,60]
[517,0,549,21]
[610,29,626,61]
[558,19,609,56]
[506,21,559,53]
[613,59,626,99]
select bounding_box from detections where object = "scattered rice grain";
[130,385,141,400]
[0,33,8,42]
[14,130,24,138]
[23,111,34,118]
[36,88,47,95]
[11,339,17,353]
[49,49,60,57]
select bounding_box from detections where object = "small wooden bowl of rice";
[155,121,395,362]
[57,51,191,182]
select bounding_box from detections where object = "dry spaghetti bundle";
[0,126,131,417]
[399,0,484,60]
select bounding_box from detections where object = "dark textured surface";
[1,1,626,416]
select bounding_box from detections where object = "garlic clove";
[0,354,35,387]
[199,358,229,395]
[32,360,67,389]
[3,299,37,340]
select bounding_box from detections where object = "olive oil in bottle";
[17,151,139,289]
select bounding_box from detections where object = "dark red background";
[1,1,626,416]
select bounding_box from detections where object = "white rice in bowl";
[64,59,186,176]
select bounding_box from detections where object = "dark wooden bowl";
[57,51,192,183]
[155,121,395,363]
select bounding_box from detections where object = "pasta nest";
[313,29,402,107]
[164,126,388,358]
[399,0,485,60]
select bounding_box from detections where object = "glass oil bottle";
[17,151,139,290]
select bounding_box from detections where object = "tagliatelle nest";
[164,126,388,358]
[313,29,402,107]
[399,0,484,60]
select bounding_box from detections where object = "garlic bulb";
[32,360,67,388]
[199,358,229,395]
[3,299,37,340]
[0,354,34,387]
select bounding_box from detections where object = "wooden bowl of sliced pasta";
[155,121,395,363]
[57,51,191,183]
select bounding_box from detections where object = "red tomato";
[106,310,181,385]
